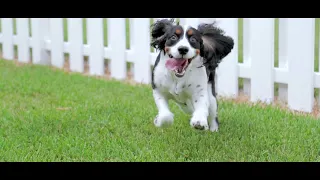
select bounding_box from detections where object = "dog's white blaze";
[169,26,197,60]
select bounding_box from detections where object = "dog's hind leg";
[207,82,219,132]
[153,89,174,128]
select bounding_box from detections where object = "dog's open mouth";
[165,54,196,77]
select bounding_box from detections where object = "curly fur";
[150,18,175,51]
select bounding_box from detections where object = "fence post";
[287,18,315,112]
[31,18,50,65]
[2,18,14,60]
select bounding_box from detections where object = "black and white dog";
[150,19,234,132]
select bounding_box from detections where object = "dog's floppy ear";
[150,18,175,51]
[197,22,234,70]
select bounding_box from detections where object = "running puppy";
[150,19,234,132]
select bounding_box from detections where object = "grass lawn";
[1,59,320,162]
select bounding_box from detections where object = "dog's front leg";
[153,89,174,128]
[190,87,209,130]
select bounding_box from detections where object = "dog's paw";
[209,117,219,132]
[210,124,219,132]
[154,112,174,128]
[190,116,209,130]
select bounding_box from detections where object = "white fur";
[152,49,219,132]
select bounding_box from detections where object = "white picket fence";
[0,18,319,113]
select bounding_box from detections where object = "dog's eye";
[171,35,177,41]
[190,37,196,42]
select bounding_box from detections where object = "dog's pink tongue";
[165,58,185,70]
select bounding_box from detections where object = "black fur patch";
[215,117,219,126]
[151,52,161,89]
[150,19,175,51]
[208,70,216,97]
[186,27,202,50]
[165,26,184,47]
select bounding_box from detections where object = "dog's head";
[150,18,234,78]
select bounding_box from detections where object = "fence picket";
[242,18,252,96]
[50,18,64,68]
[87,18,104,75]
[16,18,30,62]
[287,18,315,112]
[184,18,199,28]
[16,18,30,63]
[2,18,14,60]
[199,18,216,24]
[250,18,275,103]
[215,18,238,98]
[131,18,151,84]
[129,18,134,75]
[108,18,126,79]
[68,18,84,72]
[278,18,289,103]
[31,18,50,65]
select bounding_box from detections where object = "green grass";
[1,59,320,162]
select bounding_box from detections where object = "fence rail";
[0,18,319,113]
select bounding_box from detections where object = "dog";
[150,19,234,132]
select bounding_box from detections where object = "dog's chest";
[160,76,192,104]
[170,81,190,102]
[154,64,200,103]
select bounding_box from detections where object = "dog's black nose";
[178,46,189,55]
